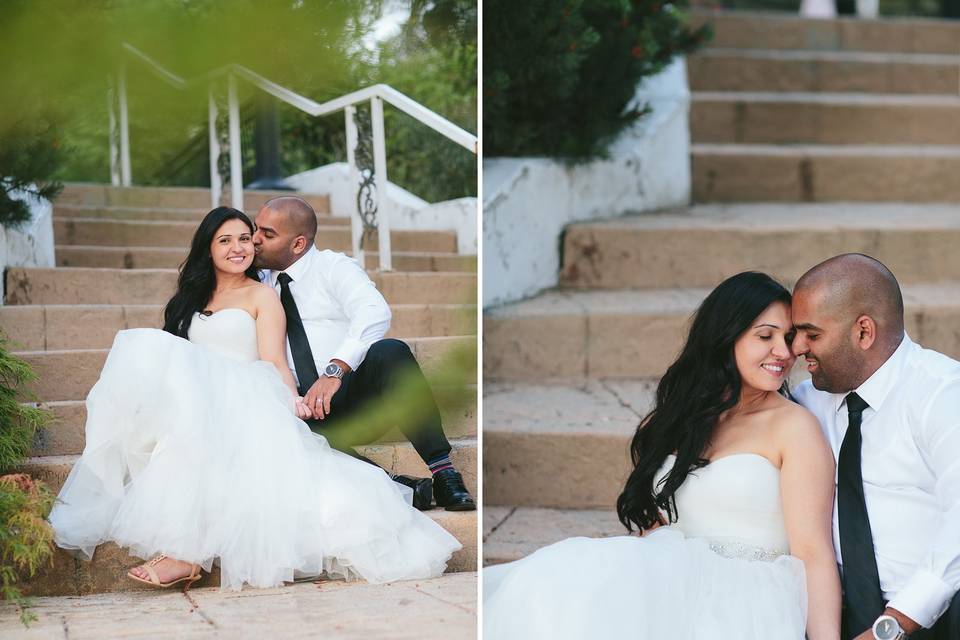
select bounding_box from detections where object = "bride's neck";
[213,270,249,294]
[731,386,772,416]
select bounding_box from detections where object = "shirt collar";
[832,332,912,414]
[268,245,317,287]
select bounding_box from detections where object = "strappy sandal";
[127,554,203,590]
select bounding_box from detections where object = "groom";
[251,195,475,512]
[791,254,960,640]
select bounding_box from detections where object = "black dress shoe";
[392,474,434,511]
[432,468,475,511]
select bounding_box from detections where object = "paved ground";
[0,573,477,639]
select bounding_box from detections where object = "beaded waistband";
[706,539,786,563]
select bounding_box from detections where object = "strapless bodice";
[187,309,259,363]
[659,453,790,558]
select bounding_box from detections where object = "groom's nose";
[791,333,808,356]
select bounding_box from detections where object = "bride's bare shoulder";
[769,397,833,464]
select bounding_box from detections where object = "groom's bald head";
[261,196,318,241]
[794,253,904,343]
[791,254,905,392]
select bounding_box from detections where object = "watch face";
[324,363,340,376]
[874,617,899,640]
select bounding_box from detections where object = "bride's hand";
[294,396,313,420]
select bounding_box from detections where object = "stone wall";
[482,58,692,309]
[1,189,56,305]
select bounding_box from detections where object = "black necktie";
[277,272,319,395]
[837,392,885,634]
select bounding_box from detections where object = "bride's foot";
[127,555,202,589]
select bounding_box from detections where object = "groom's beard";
[806,342,863,393]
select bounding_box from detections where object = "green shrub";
[0,337,54,625]
[0,118,63,230]
[484,0,709,160]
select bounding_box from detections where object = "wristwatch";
[323,362,345,379]
[872,615,905,640]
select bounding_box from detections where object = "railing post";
[118,62,132,187]
[107,76,120,186]
[370,96,391,271]
[344,105,364,268]
[227,73,244,212]
[208,87,222,209]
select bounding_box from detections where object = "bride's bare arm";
[252,285,310,417]
[779,406,841,640]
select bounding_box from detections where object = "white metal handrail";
[108,43,478,271]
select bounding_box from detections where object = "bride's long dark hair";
[162,207,259,338]
[616,271,792,533]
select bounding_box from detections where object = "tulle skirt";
[484,529,807,640]
[49,329,461,590]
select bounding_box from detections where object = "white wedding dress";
[484,453,808,639]
[49,309,461,590]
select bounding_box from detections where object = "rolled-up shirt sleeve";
[325,255,391,370]
[888,379,960,628]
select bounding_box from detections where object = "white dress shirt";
[261,247,391,381]
[794,334,960,628]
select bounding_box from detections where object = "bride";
[484,272,841,640]
[48,206,461,591]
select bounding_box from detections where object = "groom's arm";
[325,254,391,371]
[886,379,960,631]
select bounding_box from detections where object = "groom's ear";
[853,315,877,351]
[291,234,309,255]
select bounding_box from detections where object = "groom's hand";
[305,376,341,420]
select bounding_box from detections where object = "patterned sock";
[427,454,454,475]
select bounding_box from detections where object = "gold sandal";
[127,554,202,590]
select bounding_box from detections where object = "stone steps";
[0,303,476,351]
[691,92,960,145]
[4,573,476,636]
[483,506,623,565]
[54,203,339,221]
[21,437,477,496]
[688,10,960,55]
[53,218,458,253]
[20,509,477,597]
[687,48,960,95]
[483,381,654,509]
[5,267,478,306]
[560,204,960,289]
[484,283,960,381]
[15,335,475,401]
[692,143,960,202]
[55,244,476,272]
[57,184,332,212]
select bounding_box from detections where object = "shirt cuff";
[887,569,956,629]
[330,338,370,372]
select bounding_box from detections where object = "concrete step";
[53,218,458,253]
[688,10,960,55]
[0,303,476,351]
[54,203,341,222]
[5,268,477,306]
[15,336,476,402]
[19,510,477,596]
[692,143,960,202]
[4,572,476,636]
[57,183,331,213]
[483,381,653,509]
[691,92,960,145]
[687,48,960,94]
[483,506,623,565]
[484,284,960,381]
[21,437,477,496]
[55,244,476,272]
[560,204,960,289]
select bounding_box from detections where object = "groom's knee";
[367,338,415,366]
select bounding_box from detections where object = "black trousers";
[304,339,451,468]
[842,591,960,639]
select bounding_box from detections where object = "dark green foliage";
[0,337,54,625]
[0,118,64,230]
[484,0,709,160]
